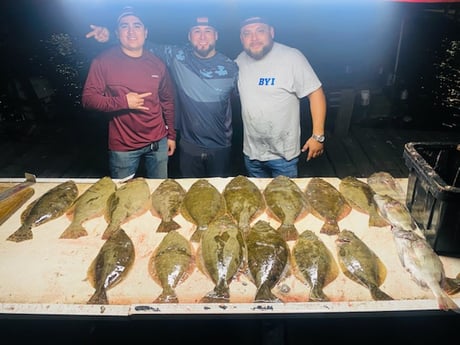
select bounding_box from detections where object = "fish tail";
[278,224,299,242]
[368,213,390,228]
[190,228,205,243]
[154,289,179,303]
[309,286,329,302]
[320,220,340,235]
[254,283,281,303]
[156,219,181,233]
[101,223,118,240]
[6,224,33,242]
[442,277,460,295]
[370,286,393,301]
[87,288,108,305]
[59,222,88,239]
[436,290,460,312]
[200,286,230,303]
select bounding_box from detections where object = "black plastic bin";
[403,142,460,257]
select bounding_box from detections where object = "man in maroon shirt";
[82,7,175,179]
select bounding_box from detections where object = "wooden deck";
[1,115,458,180]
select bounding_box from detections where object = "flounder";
[102,178,151,239]
[291,229,339,302]
[367,171,406,204]
[7,180,79,242]
[338,176,389,228]
[0,187,35,227]
[223,175,265,237]
[336,229,393,301]
[60,176,117,239]
[87,228,135,305]
[246,220,289,303]
[198,214,246,303]
[373,194,417,231]
[181,179,226,242]
[263,175,308,242]
[151,179,186,233]
[149,230,194,303]
[305,177,351,235]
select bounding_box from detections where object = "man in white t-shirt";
[236,16,327,178]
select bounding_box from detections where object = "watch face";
[313,134,325,143]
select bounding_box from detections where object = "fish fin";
[6,224,33,242]
[200,285,230,303]
[87,288,108,305]
[154,289,179,303]
[190,227,206,243]
[278,224,299,242]
[320,220,340,235]
[156,219,181,233]
[101,224,118,240]
[370,286,393,301]
[368,213,390,228]
[59,222,88,239]
[443,277,460,295]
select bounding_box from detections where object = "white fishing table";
[0,177,459,318]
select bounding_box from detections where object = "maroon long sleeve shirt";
[82,46,175,151]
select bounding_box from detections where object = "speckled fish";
[87,228,135,305]
[60,176,117,239]
[291,229,339,302]
[198,214,245,303]
[338,176,389,228]
[150,179,186,233]
[223,175,265,237]
[367,171,406,204]
[336,229,393,301]
[305,177,352,235]
[392,228,459,312]
[263,175,308,242]
[0,187,35,227]
[149,230,193,303]
[246,220,289,303]
[373,194,417,231]
[102,178,151,240]
[181,179,226,243]
[6,180,79,242]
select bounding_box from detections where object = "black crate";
[403,142,460,257]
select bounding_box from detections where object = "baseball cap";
[117,6,144,25]
[189,16,216,30]
[240,16,271,29]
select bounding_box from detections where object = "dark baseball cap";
[117,6,145,25]
[240,16,271,29]
[189,16,217,30]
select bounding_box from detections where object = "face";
[116,15,147,57]
[240,23,274,60]
[188,26,218,58]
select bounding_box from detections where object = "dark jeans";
[244,155,299,178]
[109,137,168,179]
[178,141,232,178]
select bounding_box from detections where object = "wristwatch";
[312,134,325,143]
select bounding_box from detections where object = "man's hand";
[126,92,152,111]
[85,25,110,43]
[301,137,324,161]
[167,139,176,156]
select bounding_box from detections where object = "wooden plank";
[324,135,359,178]
[340,135,376,177]
[333,89,356,137]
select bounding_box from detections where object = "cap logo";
[196,17,210,25]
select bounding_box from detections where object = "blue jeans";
[109,137,168,179]
[244,155,299,178]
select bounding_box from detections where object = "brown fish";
[149,230,193,303]
[263,175,309,241]
[151,179,186,233]
[223,175,265,237]
[373,194,417,231]
[198,214,245,303]
[305,177,352,235]
[336,229,393,301]
[181,179,226,242]
[7,180,79,242]
[102,178,151,240]
[338,176,389,228]
[0,187,35,227]
[60,176,117,239]
[246,220,289,303]
[291,229,339,302]
[367,171,406,204]
[0,172,35,203]
[87,228,135,305]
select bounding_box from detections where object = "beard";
[193,43,216,58]
[244,41,274,60]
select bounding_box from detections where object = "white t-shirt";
[235,42,322,161]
